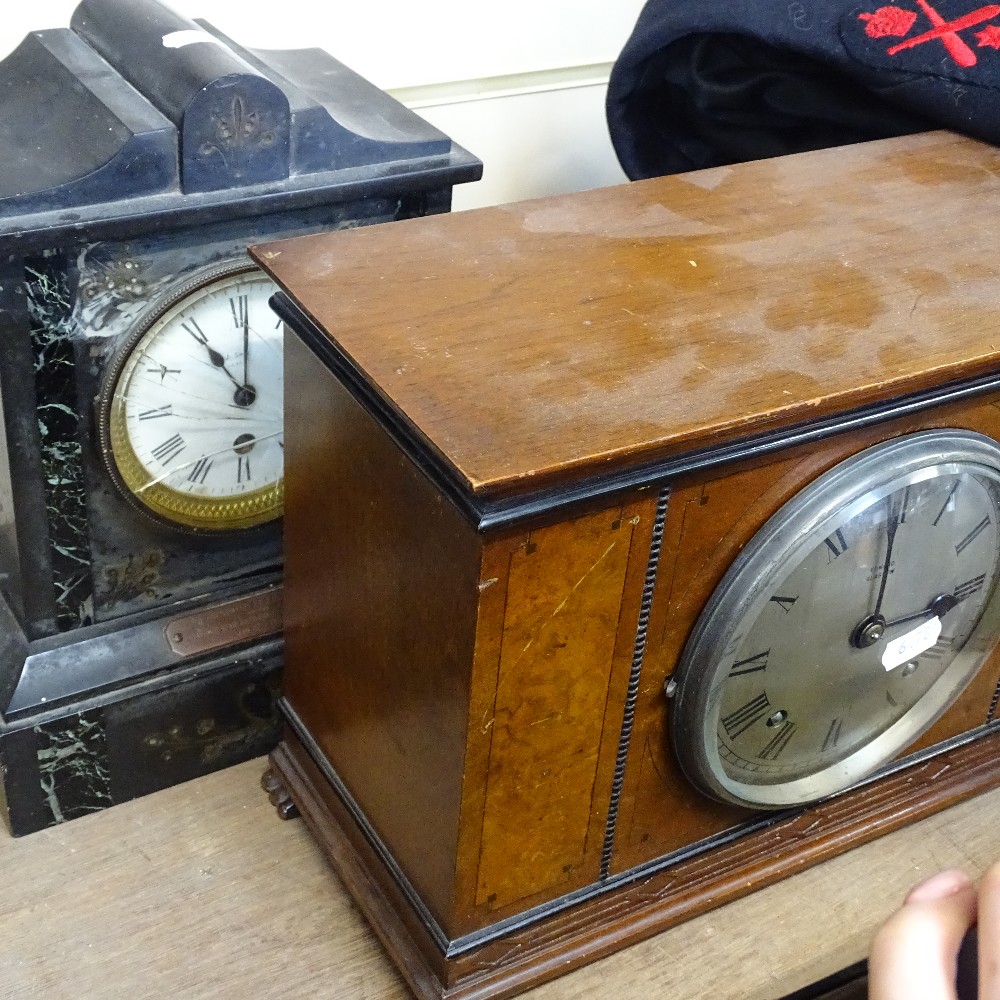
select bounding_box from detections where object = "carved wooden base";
[268,725,1000,1000]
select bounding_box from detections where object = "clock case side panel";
[280,333,483,935]
[611,391,1000,875]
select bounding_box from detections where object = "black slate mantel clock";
[0,0,480,835]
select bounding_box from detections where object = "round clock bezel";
[96,260,283,534]
[670,429,1000,810]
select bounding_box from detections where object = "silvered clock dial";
[97,263,283,532]
[669,430,1000,809]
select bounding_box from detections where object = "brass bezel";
[96,262,283,533]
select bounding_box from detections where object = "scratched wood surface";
[473,503,643,913]
[0,757,995,1000]
[253,130,1000,499]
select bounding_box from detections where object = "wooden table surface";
[0,757,995,1000]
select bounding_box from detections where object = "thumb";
[869,869,978,1000]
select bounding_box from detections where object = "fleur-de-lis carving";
[205,96,275,155]
[216,96,254,147]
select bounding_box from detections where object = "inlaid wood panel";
[448,495,661,932]
[471,504,653,912]
[475,509,632,909]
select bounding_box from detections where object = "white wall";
[0,1,643,209]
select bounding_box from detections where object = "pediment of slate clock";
[0,0,456,217]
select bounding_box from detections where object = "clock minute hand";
[872,499,900,620]
[850,499,900,648]
[242,313,250,385]
[205,345,243,391]
[233,316,259,408]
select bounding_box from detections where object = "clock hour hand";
[186,323,242,388]
[185,321,257,407]
[881,593,959,631]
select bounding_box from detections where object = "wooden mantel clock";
[256,130,1000,1000]
[0,0,479,835]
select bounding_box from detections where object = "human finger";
[869,869,978,1000]
[978,860,1000,1000]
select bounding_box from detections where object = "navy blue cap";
[607,0,1000,178]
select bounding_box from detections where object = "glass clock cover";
[98,265,283,532]
[670,430,1000,809]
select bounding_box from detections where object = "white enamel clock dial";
[98,265,284,531]
[669,430,1000,809]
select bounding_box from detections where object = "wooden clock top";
[253,130,1000,502]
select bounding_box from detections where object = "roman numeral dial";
[100,266,285,532]
[824,528,849,561]
[729,650,770,677]
[721,693,772,740]
[672,431,1000,810]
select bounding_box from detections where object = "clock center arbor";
[0,0,479,835]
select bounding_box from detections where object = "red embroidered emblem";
[858,0,1000,66]
[977,22,1000,43]
[859,5,919,35]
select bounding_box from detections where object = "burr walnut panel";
[470,499,661,914]
[474,509,634,911]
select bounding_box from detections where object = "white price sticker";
[882,616,942,671]
[162,30,224,50]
